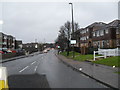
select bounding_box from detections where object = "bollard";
[0,67,9,90]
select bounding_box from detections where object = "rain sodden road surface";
[2,50,107,88]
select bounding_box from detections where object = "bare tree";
[64,21,71,56]
[56,21,71,54]
[55,21,79,55]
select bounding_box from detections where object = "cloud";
[1,2,118,43]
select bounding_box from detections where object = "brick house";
[92,20,120,49]
[107,20,120,48]
[74,19,120,54]
[80,22,106,48]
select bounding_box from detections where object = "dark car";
[16,49,25,56]
[2,49,8,54]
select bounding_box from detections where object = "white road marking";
[31,61,36,65]
[19,66,29,73]
[34,66,38,72]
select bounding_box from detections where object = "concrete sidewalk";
[0,52,41,63]
[56,54,119,89]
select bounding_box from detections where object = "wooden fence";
[94,48,120,61]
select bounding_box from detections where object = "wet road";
[2,50,107,88]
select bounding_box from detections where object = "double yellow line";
[0,67,9,90]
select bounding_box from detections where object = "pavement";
[56,53,120,89]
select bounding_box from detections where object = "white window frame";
[105,29,109,34]
[116,29,119,34]
[97,31,100,37]
[100,30,104,36]
[87,36,89,39]
[93,32,95,36]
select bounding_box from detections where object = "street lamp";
[69,3,74,38]
[69,2,75,58]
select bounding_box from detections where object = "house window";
[97,41,100,48]
[116,39,120,46]
[4,36,7,39]
[116,29,120,34]
[86,28,89,32]
[93,42,96,46]
[100,30,104,36]
[84,37,86,40]
[96,31,100,37]
[93,32,95,36]
[101,40,105,48]
[106,40,109,46]
[105,29,109,34]
[87,36,89,39]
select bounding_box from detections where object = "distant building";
[0,32,3,49]
[7,35,16,49]
[0,32,17,50]
[22,43,39,53]
[15,40,22,49]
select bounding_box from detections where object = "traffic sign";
[70,40,76,44]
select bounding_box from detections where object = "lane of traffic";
[37,50,107,88]
[2,53,44,75]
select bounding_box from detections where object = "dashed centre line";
[19,56,42,73]
[34,66,38,72]
[31,61,36,65]
[19,66,29,73]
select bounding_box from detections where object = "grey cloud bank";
[0,2,118,43]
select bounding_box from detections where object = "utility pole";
[69,2,75,58]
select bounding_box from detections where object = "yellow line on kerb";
[0,80,9,90]
[0,67,9,90]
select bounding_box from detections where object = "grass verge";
[115,72,120,74]
[60,51,120,67]
[60,51,93,61]
[92,56,120,67]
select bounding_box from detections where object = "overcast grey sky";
[0,1,118,43]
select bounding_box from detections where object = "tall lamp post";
[69,3,74,37]
[69,2,75,58]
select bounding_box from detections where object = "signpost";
[70,40,76,58]
[35,44,38,48]
[70,40,76,44]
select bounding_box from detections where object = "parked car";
[0,48,8,54]
[16,49,25,55]
[43,49,48,53]
[11,50,16,53]
[0,51,4,54]
[7,49,12,53]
